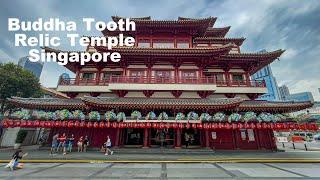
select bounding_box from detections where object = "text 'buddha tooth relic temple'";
[2,16,316,150]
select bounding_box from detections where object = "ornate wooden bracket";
[66,92,78,99]
[114,90,128,97]
[197,91,213,99]
[246,93,260,100]
[143,90,154,98]
[225,93,236,98]
[171,90,182,98]
[90,92,101,97]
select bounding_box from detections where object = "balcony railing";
[59,76,266,88]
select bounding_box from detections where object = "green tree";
[0,62,42,113]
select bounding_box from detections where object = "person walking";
[5,149,28,171]
[67,134,75,153]
[104,135,114,155]
[50,133,59,155]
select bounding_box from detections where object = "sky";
[0,0,319,100]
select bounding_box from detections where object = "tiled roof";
[82,97,243,110]
[95,44,233,57]
[7,97,313,113]
[204,26,231,37]
[193,37,245,46]
[239,100,313,113]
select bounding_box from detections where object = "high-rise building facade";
[279,85,290,100]
[251,64,280,101]
[286,92,314,103]
[18,56,43,79]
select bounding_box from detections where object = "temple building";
[2,16,316,150]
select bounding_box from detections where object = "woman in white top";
[104,136,114,155]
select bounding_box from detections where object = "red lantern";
[211,123,217,129]
[61,121,67,127]
[87,122,93,128]
[73,121,79,128]
[140,123,146,128]
[47,121,53,128]
[152,123,157,128]
[197,123,203,129]
[99,121,105,128]
[237,123,243,129]
[146,122,152,128]
[165,123,170,129]
[178,123,184,129]
[159,123,165,129]
[106,121,111,128]
[67,121,74,128]
[256,123,262,129]
[39,121,45,127]
[225,123,231,129]
[289,123,295,130]
[14,120,21,127]
[79,121,85,128]
[192,123,197,129]
[2,120,9,128]
[93,122,99,128]
[26,120,33,127]
[262,123,267,129]
[185,123,190,129]
[7,120,14,127]
[250,123,256,129]
[203,123,208,129]
[123,123,128,128]
[20,120,27,127]
[244,123,250,129]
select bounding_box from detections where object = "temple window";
[177,40,189,48]
[181,71,197,79]
[214,73,224,82]
[82,72,94,79]
[137,39,151,48]
[197,44,208,47]
[232,74,244,81]
[153,40,174,48]
[102,72,122,80]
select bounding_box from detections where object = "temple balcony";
[57,76,267,94]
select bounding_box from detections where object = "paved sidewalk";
[1,148,320,162]
[2,162,320,179]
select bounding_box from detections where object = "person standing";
[104,135,113,155]
[67,134,75,153]
[77,136,84,152]
[185,133,190,148]
[50,133,59,155]
[57,133,67,155]
[83,135,89,152]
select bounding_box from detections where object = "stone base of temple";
[48,127,276,151]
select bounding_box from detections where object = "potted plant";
[14,129,28,149]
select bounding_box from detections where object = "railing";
[59,76,266,88]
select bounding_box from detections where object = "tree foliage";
[0,63,42,113]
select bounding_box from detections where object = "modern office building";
[286,92,314,103]
[251,63,280,101]
[279,85,290,101]
[18,56,43,79]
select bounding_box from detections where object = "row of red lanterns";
[1,119,318,131]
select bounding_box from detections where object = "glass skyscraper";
[18,56,43,79]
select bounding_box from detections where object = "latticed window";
[232,74,244,81]
[82,73,94,79]
[153,40,174,48]
[177,40,189,48]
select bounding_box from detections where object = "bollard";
[304,143,308,151]
[292,142,295,149]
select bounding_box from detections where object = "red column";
[175,129,181,148]
[114,128,120,148]
[205,130,210,148]
[143,128,149,148]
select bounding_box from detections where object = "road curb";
[1,159,320,163]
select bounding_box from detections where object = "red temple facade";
[2,16,316,150]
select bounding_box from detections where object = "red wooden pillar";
[114,128,120,148]
[143,128,149,148]
[175,129,181,148]
[205,130,210,148]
